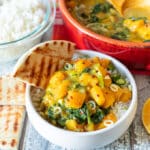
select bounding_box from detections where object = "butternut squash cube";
[90,86,105,106]
[66,90,86,108]
[74,59,91,72]
[49,71,66,87]
[53,80,70,100]
[79,73,99,87]
[102,88,116,108]
[120,87,132,102]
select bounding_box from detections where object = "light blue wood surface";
[22,75,150,150]
[0,54,150,150]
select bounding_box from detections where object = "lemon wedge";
[142,98,150,134]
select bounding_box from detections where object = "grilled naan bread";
[13,40,75,89]
[0,106,25,150]
[0,76,26,105]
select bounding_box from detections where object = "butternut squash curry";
[66,0,150,42]
[41,56,132,132]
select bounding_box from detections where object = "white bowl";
[0,0,56,63]
[26,50,137,150]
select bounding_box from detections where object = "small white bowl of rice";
[26,50,137,149]
[0,0,56,63]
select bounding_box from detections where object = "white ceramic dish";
[26,50,137,150]
[0,0,56,63]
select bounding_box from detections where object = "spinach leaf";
[108,63,115,71]
[48,106,62,120]
[48,107,56,119]
[103,107,111,115]
[92,3,112,14]
[91,108,105,124]
[92,3,101,14]
[67,106,87,123]
[57,117,67,127]
[82,68,91,73]
[111,31,127,40]
[101,3,112,12]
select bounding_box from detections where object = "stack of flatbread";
[13,40,75,89]
[0,40,75,149]
[0,76,26,150]
[0,76,26,105]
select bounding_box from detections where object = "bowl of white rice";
[26,50,137,149]
[0,0,56,62]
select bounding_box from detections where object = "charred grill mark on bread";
[12,40,76,89]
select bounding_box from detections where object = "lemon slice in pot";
[123,0,150,19]
[123,6,150,19]
[107,0,126,16]
[123,0,150,9]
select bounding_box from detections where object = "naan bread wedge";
[0,106,25,150]
[13,40,76,89]
[0,76,26,105]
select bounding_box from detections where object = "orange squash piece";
[90,86,105,106]
[142,98,150,134]
[104,75,112,87]
[74,59,91,72]
[102,89,116,108]
[66,90,86,109]
[99,58,110,68]
[119,87,132,102]
[53,80,70,100]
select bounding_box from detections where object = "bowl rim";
[0,0,55,46]
[26,50,137,136]
[59,0,150,48]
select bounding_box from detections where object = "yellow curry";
[41,56,132,132]
[67,0,150,42]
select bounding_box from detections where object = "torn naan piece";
[0,106,25,150]
[13,40,75,89]
[0,76,26,105]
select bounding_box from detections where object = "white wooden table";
[20,74,150,150]
[1,53,150,150]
